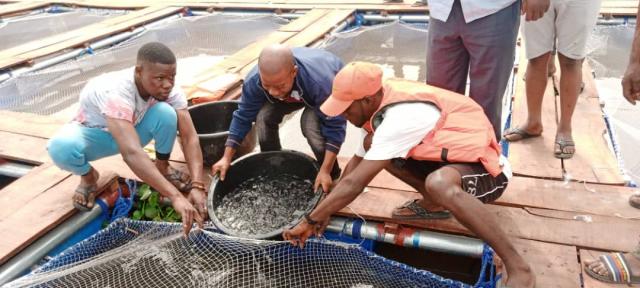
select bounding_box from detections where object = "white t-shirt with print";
[355,102,512,178]
[73,67,187,129]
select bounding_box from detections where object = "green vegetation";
[131,184,182,222]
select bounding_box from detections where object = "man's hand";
[211,157,231,181]
[187,188,208,220]
[313,171,333,194]
[283,220,320,248]
[521,0,550,21]
[622,61,640,105]
[171,196,204,236]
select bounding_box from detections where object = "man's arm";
[314,150,338,193]
[176,109,207,219]
[310,159,389,220]
[622,3,640,104]
[106,117,203,235]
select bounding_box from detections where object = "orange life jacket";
[363,78,502,177]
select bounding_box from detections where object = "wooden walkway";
[0,3,638,287]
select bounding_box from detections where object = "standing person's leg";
[553,0,602,159]
[426,0,469,95]
[255,101,304,152]
[424,164,534,287]
[300,107,341,179]
[504,2,555,142]
[464,0,521,141]
[47,123,120,210]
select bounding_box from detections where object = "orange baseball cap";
[321,62,382,117]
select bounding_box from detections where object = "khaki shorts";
[522,0,602,60]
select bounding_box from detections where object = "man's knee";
[424,168,462,205]
[529,52,552,67]
[558,54,583,69]
[149,102,177,129]
[47,136,84,169]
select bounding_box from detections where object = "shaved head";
[257,44,298,99]
[258,44,295,75]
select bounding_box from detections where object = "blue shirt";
[226,48,346,153]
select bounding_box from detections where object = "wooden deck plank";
[337,186,640,252]
[0,1,48,17]
[344,157,640,219]
[497,177,640,219]
[0,163,71,219]
[279,8,329,32]
[0,6,183,70]
[509,238,581,288]
[553,61,624,185]
[44,0,640,15]
[580,249,640,288]
[283,9,354,47]
[508,39,563,180]
[0,172,117,265]
[0,131,50,164]
[0,111,65,139]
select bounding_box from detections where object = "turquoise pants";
[47,102,177,175]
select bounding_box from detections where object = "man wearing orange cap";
[283,62,534,287]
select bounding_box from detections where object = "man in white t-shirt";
[47,42,204,235]
[283,62,534,288]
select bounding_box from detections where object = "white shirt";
[428,0,518,23]
[73,68,187,129]
[356,103,441,160]
[355,102,512,179]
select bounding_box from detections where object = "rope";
[110,179,138,222]
[474,244,499,288]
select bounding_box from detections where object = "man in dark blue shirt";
[212,44,346,192]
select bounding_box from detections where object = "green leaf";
[149,192,159,206]
[153,215,162,221]
[132,210,143,220]
[144,206,158,219]
[139,184,152,201]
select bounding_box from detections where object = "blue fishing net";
[5,219,470,288]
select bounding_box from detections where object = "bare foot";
[504,261,535,288]
[156,160,191,192]
[74,167,100,209]
[585,252,640,281]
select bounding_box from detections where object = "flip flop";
[73,185,98,212]
[585,252,640,284]
[391,199,451,220]
[554,138,575,159]
[503,127,541,142]
[164,167,191,193]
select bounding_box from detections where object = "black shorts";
[392,158,509,203]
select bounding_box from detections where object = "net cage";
[3,219,469,288]
[0,8,126,52]
[0,13,287,115]
[321,21,428,83]
[585,24,640,184]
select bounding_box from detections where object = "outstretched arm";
[622,3,640,105]
[107,117,203,235]
[176,109,207,219]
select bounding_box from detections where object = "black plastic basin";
[187,100,257,166]
[207,150,322,239]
